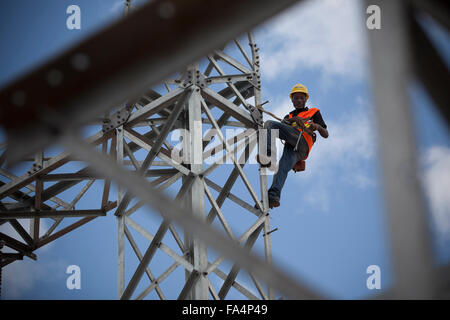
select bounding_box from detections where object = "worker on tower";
[257,84,329,208]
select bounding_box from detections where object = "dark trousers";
[263,120,309,201]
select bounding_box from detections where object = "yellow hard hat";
[289,83,309,100]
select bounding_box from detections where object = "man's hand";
[284,116,329,138]
[288,116,311,129]
[308,122,319,131]
[310,122,329,138]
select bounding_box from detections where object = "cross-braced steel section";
[0,129,116,262]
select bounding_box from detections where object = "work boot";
[269,198,280,209]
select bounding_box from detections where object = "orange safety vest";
[288,107,319,159]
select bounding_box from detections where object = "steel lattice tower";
[112,41,273,301]
[115,2,274,300]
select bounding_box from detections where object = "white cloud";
[258,0,367,82]
[421,146,450,239]
[303,184,331,212]
[0,219,55,297]
[2,257,68,298]
[109,0,125,15]
[2,259,45,298]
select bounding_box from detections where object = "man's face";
[292,92,307,109]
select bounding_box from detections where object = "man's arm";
[311,111,329,138]
[310,123,328,138]
[281,114,291,124]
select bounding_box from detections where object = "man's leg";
[263,120,302,155]
[268,144,302,207]
[259,120,309,208]
[258,120,302,168]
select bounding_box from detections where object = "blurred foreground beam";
[0,0,303,164]
[409,0,450,30]
[365,0,435,298]
[408,1,450,125]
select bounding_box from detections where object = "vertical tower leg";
[248,31,274,300]
[117,127,125,298]
[185,80,208,299]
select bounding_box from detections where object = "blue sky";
[0,0,449,300]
